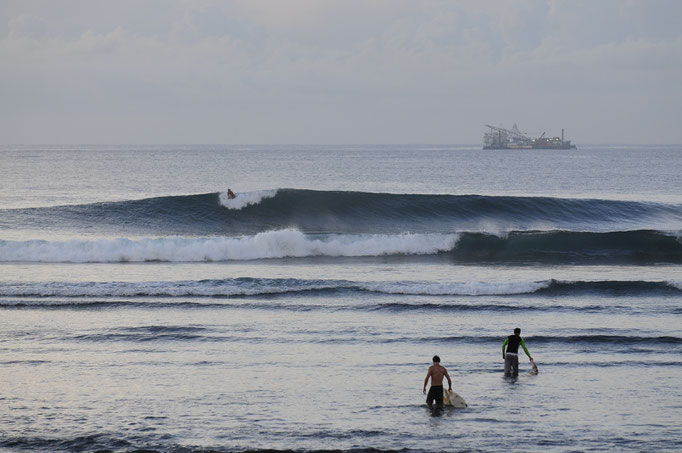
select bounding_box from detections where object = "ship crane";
[484,124,531,141]
[482,123,576,150]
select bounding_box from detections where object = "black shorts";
[426,385,444,407]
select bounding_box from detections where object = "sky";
[1,0,681,144]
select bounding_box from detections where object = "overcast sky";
[1,0,681,144]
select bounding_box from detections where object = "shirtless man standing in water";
[423,355,452,409]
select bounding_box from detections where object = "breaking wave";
[218,189,278,210]
[1,229,681,264]
[2,189,680,264]
[0,230,458,263]
[2,189,681,236]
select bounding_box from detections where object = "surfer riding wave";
[219,189,277,210]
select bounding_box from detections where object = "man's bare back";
[423,355,452,408]
[426,364,449,387]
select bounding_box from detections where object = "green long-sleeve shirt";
[502,335,531,357]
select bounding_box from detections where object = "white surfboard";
[443,388,468,408]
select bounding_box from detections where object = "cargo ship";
[483,124,577,149]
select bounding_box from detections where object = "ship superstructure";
[483,124,576,149]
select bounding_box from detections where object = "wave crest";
[4,190,682,237]
[218,190,277,210]
[0,230,458,263]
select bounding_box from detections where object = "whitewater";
[218,189,278,210]
[0,230,459,262]
[1,144,681,453]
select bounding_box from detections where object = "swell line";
[0,278,679,301]
[2,189,681,236]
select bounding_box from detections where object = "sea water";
[0,145,681,452]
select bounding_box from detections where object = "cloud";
[8,14,47,40]
[1,0,681,143]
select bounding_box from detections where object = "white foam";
[0,230,459,263]
[218,190,277,210]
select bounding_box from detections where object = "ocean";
[1,144,681,452]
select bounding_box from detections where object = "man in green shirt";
[502,328,532,377]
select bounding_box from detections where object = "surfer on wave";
[227,188,236,199]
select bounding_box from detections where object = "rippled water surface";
[1,145,681,452]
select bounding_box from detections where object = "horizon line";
[2,143,681,147]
